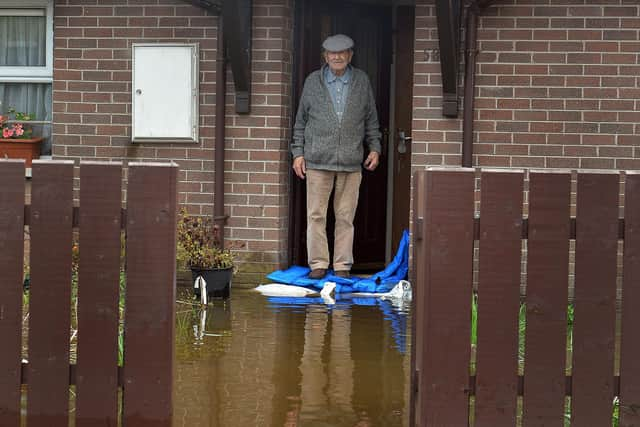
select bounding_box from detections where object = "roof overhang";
[435,0,462,117]
[184,0,222,13]
[222,0,252,114]
[435,0,496,118]
[184,0,252,114]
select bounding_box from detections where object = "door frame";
[288,0,415,268]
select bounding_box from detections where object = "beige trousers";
[306,169,362,271]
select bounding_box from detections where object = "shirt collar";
[324,64,352,83]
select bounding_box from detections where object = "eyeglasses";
[326,50,351,57]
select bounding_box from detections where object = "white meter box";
[132,43,199,142]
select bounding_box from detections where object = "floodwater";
[173,288,412,427]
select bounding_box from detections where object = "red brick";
[513,156,545,168]
[568,6,603,17]
[547,157,579,169]
[583,135,617,145]
[516,18,549,28]
[515,110,547,121]
[604,30,637,40]
[568,29,603,40]
[533,53,567,66]
[564,146,597,157]
[549,134,580,145]
[531,122,563,133]
[534,7,568,17]
[533,29,567,40]
[550,41,582,52]
[565,122,598,133]
[566,76,599,87]
[515,64,548,74]
[550,18,585,28]
[530,145,562,156]
[549,111,581,121]
[600,147,633,157]
[580,158,615,169]
[496,144,529,155]
[616,159,640,170]
[514,133,546,145]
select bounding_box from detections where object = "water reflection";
[174,289,411,427]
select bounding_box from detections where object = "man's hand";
[363,151,380,171]
[293,156,306,179]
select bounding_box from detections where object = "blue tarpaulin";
[266,229,409,294]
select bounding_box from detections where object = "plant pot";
[0,137,42,167]
[191,267,233,299]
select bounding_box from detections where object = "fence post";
[474,170,524,426]
[123,162,177,427]
[27,160,75,427]
[410,169,425,427]
[571,172,619,425]
[76,162,123,426]
[0,160,26,427]
[415,167,475,426]
[522,171,571,425]
[620,172,640,425]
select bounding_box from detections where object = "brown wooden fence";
[0,160,177,427]
[411,167,640,427]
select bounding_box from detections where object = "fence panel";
[410,170,425,427]
[571,173,619,425]
[521,171,571,426]
[75,163,123,426]
[123,163,177,427]
[27,161,74,427]
[417,168,474,426]
[474,170,523,427]
[620,172,640,426]
[0,160,26,427]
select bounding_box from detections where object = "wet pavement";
[174,288,412,427]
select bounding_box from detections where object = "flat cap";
[322,34,354,52]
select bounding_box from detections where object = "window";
[0,0,53,154]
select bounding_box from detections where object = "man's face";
[324,49,353,76]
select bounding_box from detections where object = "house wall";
[412,0,638,296]
[52,0,294,285]
[412,0,640,172]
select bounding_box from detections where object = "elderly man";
[291,34,382,279]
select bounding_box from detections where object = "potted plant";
[0,108,42,167]
[177,209,235,299]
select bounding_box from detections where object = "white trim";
[0,0,51,7]
[0,76,52,83]
[0,0,54,81]
[385,5,398,264]
[0,9,46,16]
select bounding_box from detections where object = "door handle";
[397,130,412,154]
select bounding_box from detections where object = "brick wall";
[412,0,638,295]
[413,0,640,171]
[52,0,294,285]
[225,0,293,284]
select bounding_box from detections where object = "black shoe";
[335,270,350,278]
[309,268,327,279]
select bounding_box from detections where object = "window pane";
[0,16,47,67]
[0,82,52,154]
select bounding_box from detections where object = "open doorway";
[289,0,414,272]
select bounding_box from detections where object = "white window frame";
[0,0,54,82]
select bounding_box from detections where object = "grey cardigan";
[291,66,382,172]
